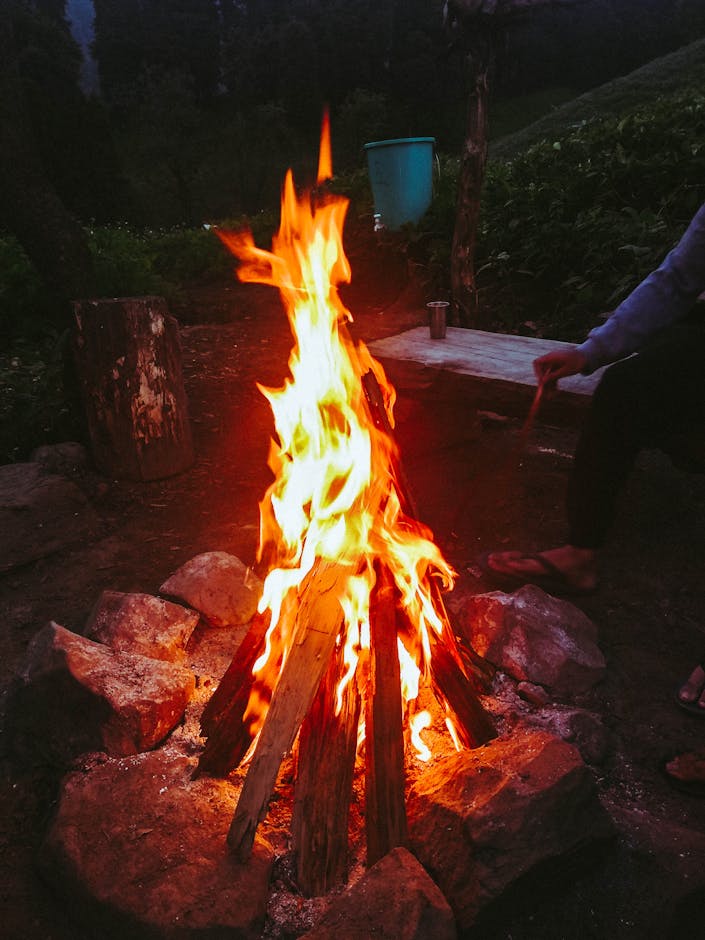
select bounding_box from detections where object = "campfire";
[198,113,495,895]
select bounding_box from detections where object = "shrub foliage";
[2,84,705,461]
[473,89,705,339]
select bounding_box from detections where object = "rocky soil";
[2,270,705,938]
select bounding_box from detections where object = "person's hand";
[533,348,588,391]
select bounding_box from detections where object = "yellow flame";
[410,711,432,763]
[217,112,458,762]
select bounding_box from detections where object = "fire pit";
[198,114,495,893]
[7,116,619,940]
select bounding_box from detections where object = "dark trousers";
[567,312,705,549]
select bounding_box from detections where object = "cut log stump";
[73,296,194,481]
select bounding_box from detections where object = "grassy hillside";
[491,36,705,160]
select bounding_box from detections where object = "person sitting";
[479,201,705,774]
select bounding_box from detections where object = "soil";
[2,267,705,939]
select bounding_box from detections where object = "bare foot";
[677,664,705,711]
[484,545,598,594]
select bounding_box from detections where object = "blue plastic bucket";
[363,137,435,230]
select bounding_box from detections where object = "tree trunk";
[73,297,194,481]
[445,1,587,327]
[450,44,491,328]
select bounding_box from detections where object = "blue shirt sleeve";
[576,202,705,373]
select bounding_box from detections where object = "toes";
[678,665,705,703]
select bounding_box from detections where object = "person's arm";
[575,203,705,374]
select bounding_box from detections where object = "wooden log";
[364,564,408,866]
[427,619,496,748]
[363,368,498,707]
[196,610,271,777]
[292,637,361,896]
[73,296,193,481]
[227,561,350,860]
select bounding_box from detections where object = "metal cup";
[427,301,449,339]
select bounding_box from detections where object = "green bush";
[87,224,169,298]
[0,329,84,464]
[0,236,52,343]
[0,222,236,462]
[3,81,705,462]
[472,88,705,339]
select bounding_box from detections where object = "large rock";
[0,462,99,572]
[39,748,274,938]
[407,727,614,931]
[30,441,89,476]
[9,622,195,764]
[302,847,456,940]
[85,590,199,662]
[531,706,611,766]
[160,551,262,627]
[464,585,606,694]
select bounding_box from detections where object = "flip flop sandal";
[674,662,705,717]
[659,752,705,798]
[477,551,595,598]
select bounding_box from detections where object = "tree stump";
[73,297,194,481]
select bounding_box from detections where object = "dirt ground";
[2,268,705,938]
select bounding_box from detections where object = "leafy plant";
[0,329,84,464]
[471,88,705,338]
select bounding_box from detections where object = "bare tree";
[444,0,586,327]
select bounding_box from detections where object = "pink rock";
[407,727,613,930]
[464,584,606,694]
[10,622,195,763]
[85,590,199,662]
[40,749,273,938]
[160,551,262,626]
[302,846,456,939]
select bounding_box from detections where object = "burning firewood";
[364,563,408,866]
[292,626,361,896]
[227,561,351,859]
[197,114,495,889]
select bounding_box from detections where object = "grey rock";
[0,462,99,572]
[464,584,606,694]
[534,707,611,766]
[407,727,614,930]
[302,846,456,940]
[30,441,89,476]
[85,590,199,663]
[9,622,195,764]
[160,551,262,627]
[40,748,274,938]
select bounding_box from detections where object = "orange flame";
[217,113,456,759]
[317,105,332,184]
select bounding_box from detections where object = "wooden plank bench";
[367,326,606,425]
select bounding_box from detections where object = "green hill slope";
[491,37,705,160]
